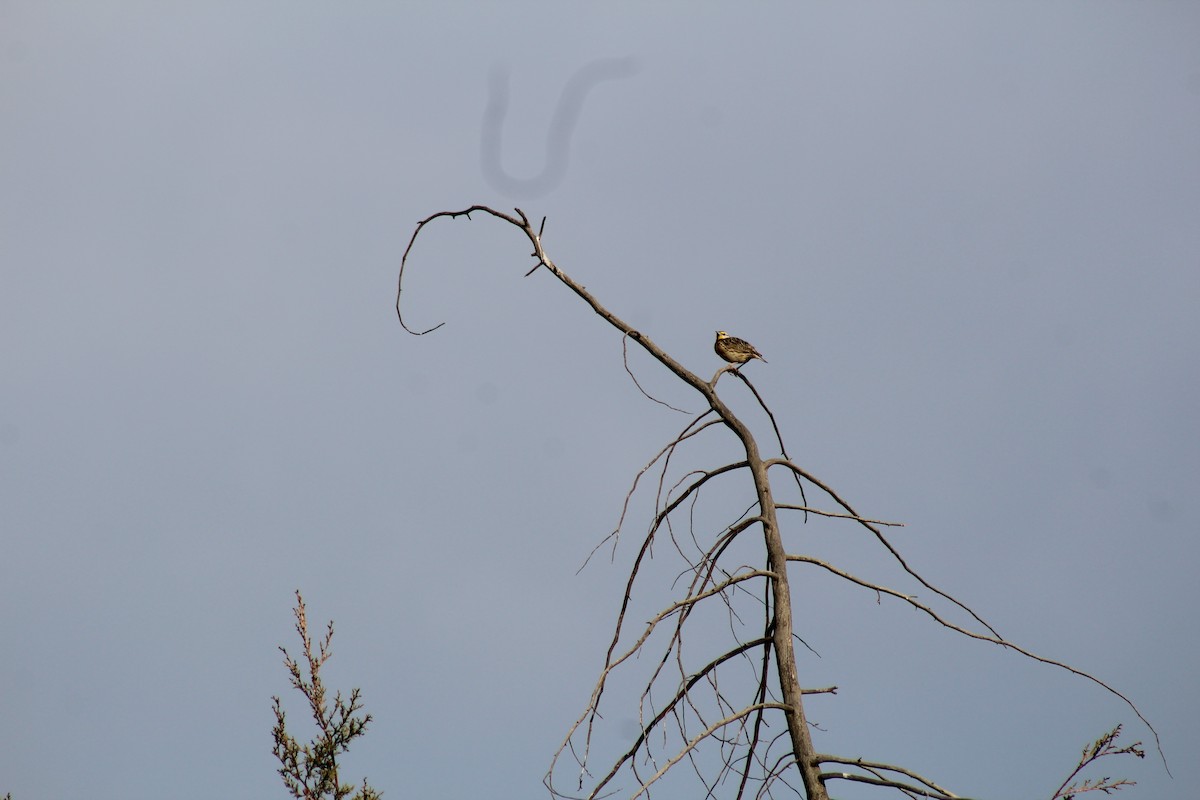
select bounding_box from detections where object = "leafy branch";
[271,591,381,800]
[1051,726,1144,800]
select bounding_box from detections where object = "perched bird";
[714,330,767,365]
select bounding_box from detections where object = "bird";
[714,330,767,365]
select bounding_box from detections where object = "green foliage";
[272,591,381,800]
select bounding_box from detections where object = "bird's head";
[715,330,728,339]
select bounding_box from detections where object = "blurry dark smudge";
[481,57,640,200]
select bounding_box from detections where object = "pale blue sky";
[2,3,1198,799]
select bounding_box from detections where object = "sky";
[2,2,1198,799]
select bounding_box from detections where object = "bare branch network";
[396,206,1163,800]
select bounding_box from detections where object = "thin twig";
[622,332,691,413]
[776,504,904,527]
[769,457,1002,639]
[818,770,971,800]
[817,755,962,797]
[791,553,1166,770]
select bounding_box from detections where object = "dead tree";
[396,206,1163,800]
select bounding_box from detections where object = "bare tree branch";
[724,368,809,520]
[621,331,691,413]
[788,551,1166,769]
[628,704,791,800]
[817,755,964,798]
[818,768,969,800]
[397,205,1162,799]
[586,640,777,799]
[768,457,1003,641]
[776,504,904,527]
[578,413,722,571]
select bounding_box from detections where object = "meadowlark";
[714,330,767,365]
